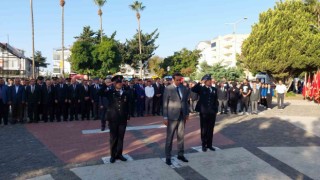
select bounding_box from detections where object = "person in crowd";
[90,78,101,120]
[135,79,145,117]
[260,83,267,108]
[152,78,163,116]
[42,79,54,122]
[106,75,131,163]
[228,82,240,114]
[80,79,91,120]
[239,79,252,115]
[55,78,68,121]
[0,78,10,125]
[191,74,218,152]
[68,78,81,121]
[266,83,274,109]
[250,82,260,114]
[275,80,287,109]
[9,78,25,124]
[163,72,190,166]
[128,80,137,117]
[99,78,112,131]
[217,81,228,114]
[144,80,154,116]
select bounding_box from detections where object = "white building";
[197,34,249,68]
[52,48,71,76]
[0,42,34,78]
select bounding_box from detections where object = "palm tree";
[93,0,107,43]
[129,1,145,55]
[30,0,35,78]
[60,0,65,77]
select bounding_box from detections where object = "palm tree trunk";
[100,12,103,43]
[30,0,35,78]
[61,5,65,78]
[138,18,143,78]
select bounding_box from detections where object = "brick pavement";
[0,100,319,179]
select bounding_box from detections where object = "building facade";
[197,34,249,68]
[52,48,71,77]
[0,42,34,78]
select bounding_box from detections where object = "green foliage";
[124,29,159,68]
[160,48,201,77]
[148,56,165,77]
[70,26,122,77]
[195,61,244,81]
[286,91,296,97]
[33,51,47,68]
[240,0,320,81]
[129,1,146,13]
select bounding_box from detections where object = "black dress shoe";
[177,156,189,162]
[117,155,127,161]
[208,147,216,151]
[202,146,207,152]
[110,157,116,163]
[165,158,172,165]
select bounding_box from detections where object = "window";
[211,42,216,48]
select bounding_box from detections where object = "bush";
[286,91,296,97]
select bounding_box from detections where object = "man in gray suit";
[163,72,190,165]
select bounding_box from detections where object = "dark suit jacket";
[163,84,189,120]
[191,83,219,114]
[134,84,145,98]
[80,85,91,101]
[99,85,111,107]
[26,85,41,104]
[153,83,164,96]
[90,84,101,102]
[42,86,54,105]
[106,89,131,122]
[217,86,229,100]
[68,84,81,101]
[9,85,25,104]
[0,85,10,104]
[55,84,68,102]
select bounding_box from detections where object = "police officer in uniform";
[106,75,131,163]
[191,74,219,152]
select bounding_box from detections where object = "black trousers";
[266,94,273,108]
[81,100,91,119]
[229,99,238,113]
[109,121,127,158]
[153,96,161,115]
[43,104,54,122]
[241,96,250,112]
[100,108,107,128]
[92,101,99,119]
[28,102,39,122]
[200,113,216,148]
[69,100,79,120]
[0,101,9,125]
[56,101,68,121]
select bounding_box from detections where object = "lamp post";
[225,17,248,63]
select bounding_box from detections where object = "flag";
[307,74,311,99]
[315,70,320,103]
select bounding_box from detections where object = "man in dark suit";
[99,78,112,130]
[42,79,55,122]
[54,78,68,121]
[90,78,101,120]
[106,75,131,163]
[134,79,145,117]
[0,78,10,125]
[68,78,81,121]
[191,74,219,152]
[163,72,190,166]
[217,82,229,114]
[9,78,25,124]
[51,77,59,120]
[152,78,164,116]
[80,79,91,120]
[25,79,41,123]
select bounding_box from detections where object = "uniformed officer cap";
[37,76,44,81]
[201,74,212,81]
[111,75,124,83]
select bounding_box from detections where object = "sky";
[0,0,276,72]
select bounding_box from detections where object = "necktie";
[60,84,63,88]
[48,87,51,93]
[176,87,181,99]
[32,86,34,93]
[73,85,76,90]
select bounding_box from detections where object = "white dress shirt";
[275,84,287,94]
[145,86,154,98]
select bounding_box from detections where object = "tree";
[160,48,201,77]
[124,29,159,77]
[240,0,320,82]
[30,0,35,78]
[195,61,244,81]
[93,0,107,43]
[70,40,95,75]
[60,0,66,77]
[129,1,145,55]
[148,56,165,77]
